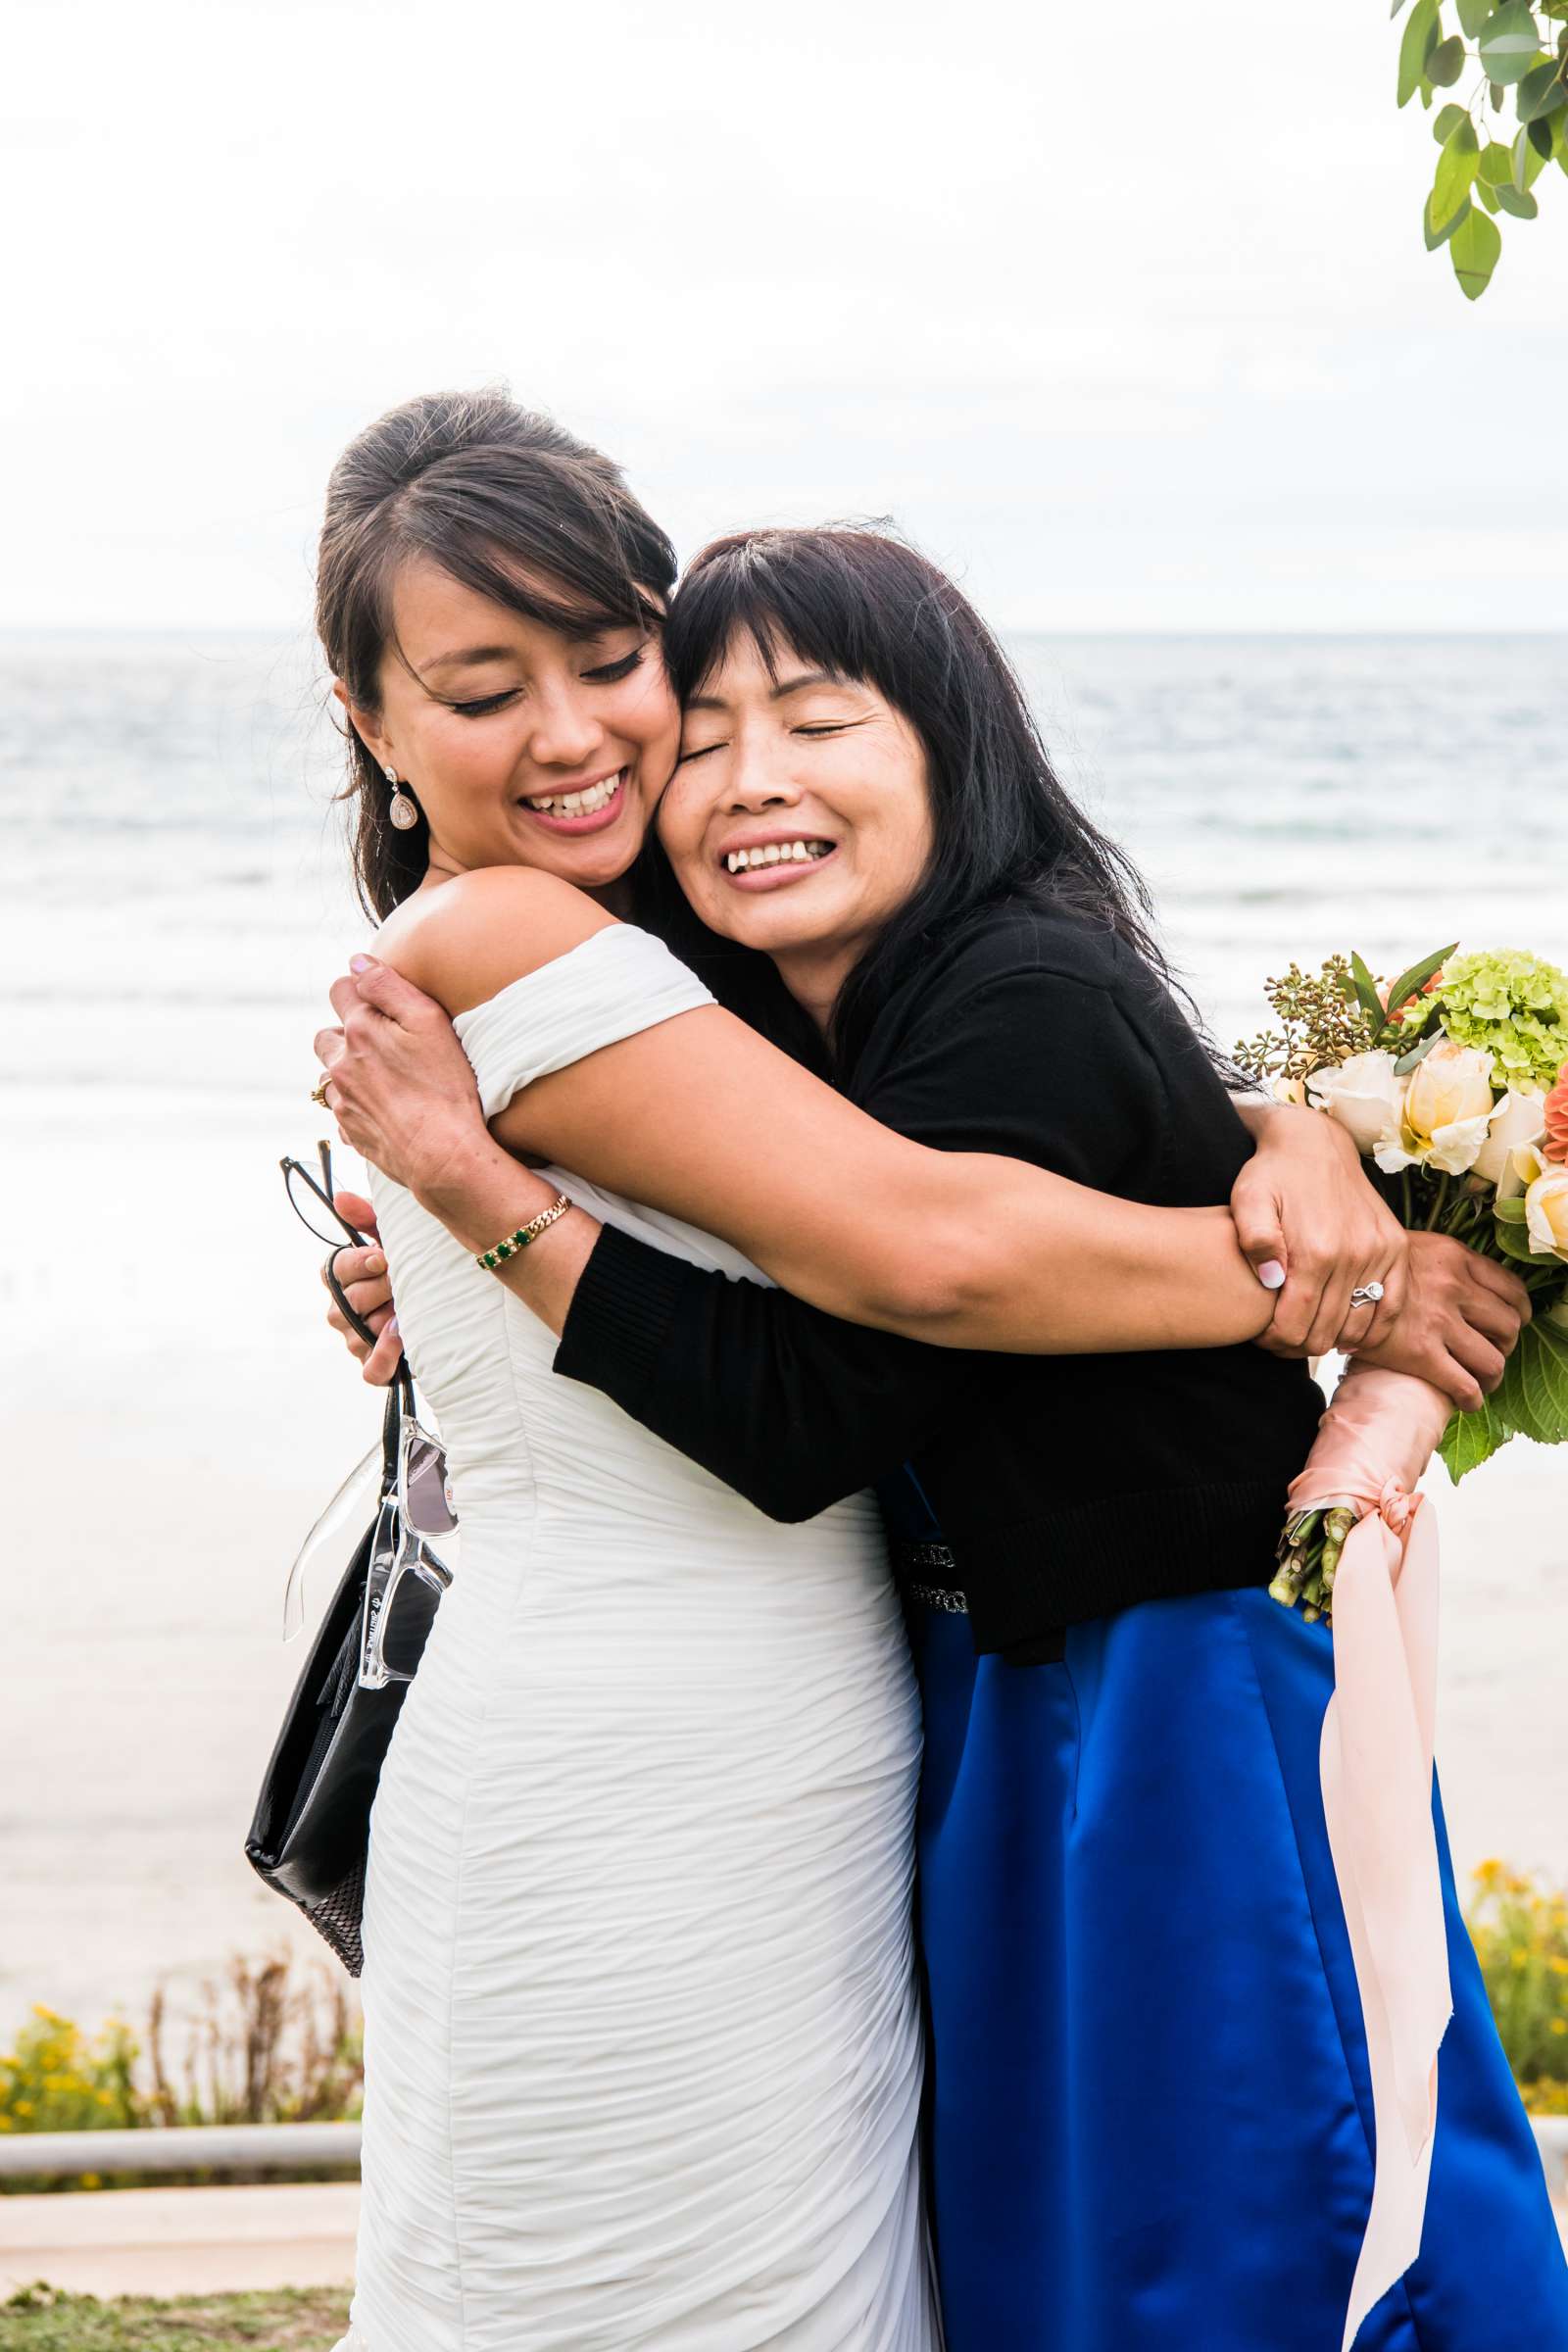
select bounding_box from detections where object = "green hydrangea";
[1441,950,1568,1093]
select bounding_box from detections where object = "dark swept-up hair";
[658,523,1174,1073]
[316,388,677,918]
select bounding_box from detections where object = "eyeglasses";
[280,1140,376,1350]
[281,1139,457,1682]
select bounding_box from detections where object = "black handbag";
[245,1365,453,1975]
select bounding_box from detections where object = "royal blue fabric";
[910,1585,1568,2352]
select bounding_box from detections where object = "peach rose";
[1544,1062,1568,1166]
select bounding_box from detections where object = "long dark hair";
[659,523,1174,1073]
[316,389,677,919]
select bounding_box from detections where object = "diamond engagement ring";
[1349,1281,1386,1308]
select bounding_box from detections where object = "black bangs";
[383,452,666,657]
[665,524,919,709]
[662,523,1178,1075]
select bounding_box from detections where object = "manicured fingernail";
[350,955,374,974]
[386,1316,399,1336]
[1258,1260,1287,1290]
[366,1252,385,1276]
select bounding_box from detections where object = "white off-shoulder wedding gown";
[333,923,938,2352]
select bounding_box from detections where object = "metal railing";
[0,2113,1561,2194]
[0,2121,361,2180]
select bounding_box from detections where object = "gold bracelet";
[475,1193,572,1270]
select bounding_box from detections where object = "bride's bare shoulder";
[372,868,619,1016]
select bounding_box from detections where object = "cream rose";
[1472,1088,1549,1197]
[1376,1040,1496,1176]
[1307,1051,1405,1158]
[1516,1150,1568,1262]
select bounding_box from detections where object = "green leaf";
[1400,0,1444,102]
[1477,173,1503,206]
[1518,56,1568,118]
[1458,0,1494,27]
[1433,120,1484,226]
[1426,191,1474,244]
[1394,0,1411,15]
[1349,951,1388,1035]
[1494,1218,1561,1264]
[1450,201,1503,294]
[1435,100,1471,139]
[1396,1027,1445,1069]
[1515,122,1551,181]
[1494,1195,1530,1223]
[1439,1388,1513,1478]
[1529,110,1559,152]
[1383,942,1459,1024]
[1512,1315,1568,1445]
[1479,136,1517,178]
[1494,177,1541,211]
[1478,2,1543,83]
[1429,31,1469,80]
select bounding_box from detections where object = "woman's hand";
[1231,1102,1409,1356]
[314,961,489,1201]
[1349,1233,1531,1413]
[320,1191,405,1386]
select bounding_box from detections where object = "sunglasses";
[281,1141,456,1684]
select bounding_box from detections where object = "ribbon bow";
[1288,1363,1455,2352]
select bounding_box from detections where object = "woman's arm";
[318,869,1281,1356]
[318,879,1522,1521]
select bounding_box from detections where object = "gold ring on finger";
[311,1075,332,1107]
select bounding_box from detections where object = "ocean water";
[3,630,1566,2031]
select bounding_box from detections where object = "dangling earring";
[383,761,419,832]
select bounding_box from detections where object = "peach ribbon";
[1286,1361,1455,2352]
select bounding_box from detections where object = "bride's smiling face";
[658,631,933,1006]
[339,557,681,892]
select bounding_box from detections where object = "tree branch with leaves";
[1393,0,1568,295]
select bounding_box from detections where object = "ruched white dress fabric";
[336,924,937,2352]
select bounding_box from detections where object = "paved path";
[0,2169,1559,2302]
[0,2180,359,2297]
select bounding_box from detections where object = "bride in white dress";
[311,394,944,2349]
[342,925,935,2350]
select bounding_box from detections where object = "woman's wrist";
[413,1130,560,1256]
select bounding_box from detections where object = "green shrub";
[1465,1860,1568,2111]
[0,1955,362,2191]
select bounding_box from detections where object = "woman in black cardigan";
[318,529,1564,2350]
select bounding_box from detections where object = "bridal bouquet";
[1237,941,1568,1619]
[1239,942,1568,2348]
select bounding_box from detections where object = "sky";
[10,0,1568,632]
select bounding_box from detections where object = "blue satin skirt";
[910,1586,1568,2351]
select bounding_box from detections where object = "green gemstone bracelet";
[475,1192,572,1270]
